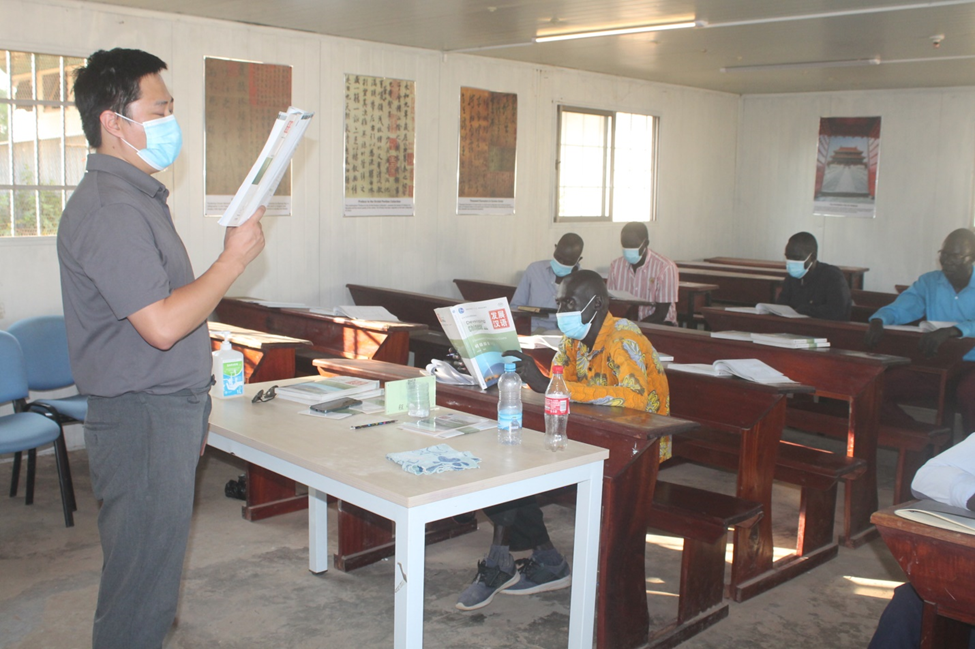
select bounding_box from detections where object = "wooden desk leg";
[370,331,410,366]
[843,380,882,548]
[728,400,783,599]
[597,439,658,649]
[242,463,309,521]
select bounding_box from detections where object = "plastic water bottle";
[497,362,523,445]
[544,365,569,451]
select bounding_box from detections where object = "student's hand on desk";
[918,326,961,357]
[864,319,885,349]
[502,350,550,393]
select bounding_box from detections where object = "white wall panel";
[2,0,738,330]
[736,88,975,292]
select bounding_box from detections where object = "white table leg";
[568,463,603,649]
[308,488,329,574]
[393,509,426,649]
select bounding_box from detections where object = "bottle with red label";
[544,365,569,451]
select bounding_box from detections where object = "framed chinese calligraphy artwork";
[204,57,293,217]
[457,87,517,215]
[343,74,416,216]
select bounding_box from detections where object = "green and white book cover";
[435,298,521,389]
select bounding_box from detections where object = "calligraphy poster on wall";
[343,74,415,217]
[813,116,881,218]
[457,87,517,215]
[204,58,293,216]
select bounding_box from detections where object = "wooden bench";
[850,288,900,323]
[784,398,952,503]
[673,268,784,307]
[647,481,762,646]
[673,431,866,584]
[345,284,459,366]
[704,256,868,290]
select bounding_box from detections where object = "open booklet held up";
[219,107,315,227]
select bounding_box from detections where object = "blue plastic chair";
[0,330,74,526]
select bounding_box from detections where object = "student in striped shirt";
[607,222,679,325]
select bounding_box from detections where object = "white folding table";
[207,379,608,648]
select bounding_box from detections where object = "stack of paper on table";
[885,320,958,333]
[895,499,975,536]
[726,303,809,318]
[310,306,400,322]
[710,330,757,342]
[751,332,830,349]
[275,375,381,405]
[667,358,796,384]
[219,106,315,227]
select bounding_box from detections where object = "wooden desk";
[674,268,784,306]
[701,306,975,426]
[208,322,310,384]
[208,379,607,649]
[678,260,788,278]
[704,256,868,290]
[872,505,975,648]
[454,278,516,302]
[676,281,719,327]
[214,298,423,366]
[638,323,909,548]
[312,357,698,649]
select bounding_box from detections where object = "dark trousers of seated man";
[483,496,550,550]
[881,363,975,435]
[869,583,975,649]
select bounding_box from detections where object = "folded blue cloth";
[386,443,481,475]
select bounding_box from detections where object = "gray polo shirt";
[57,153,210,397]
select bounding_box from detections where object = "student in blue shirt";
[510,233,584,332]
[865,228,975,432]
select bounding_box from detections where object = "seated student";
[510,232,584,332]
[607,222,678,325]
[868,434,975,649]
[455,270,670,612]
[776,231,851,320]
[865,228,975,431]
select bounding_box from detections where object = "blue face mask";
[557,296,596,340]
[550,258,575,277]
[623,247,644,265]
[786,254,811,279]
[116,112,182,171]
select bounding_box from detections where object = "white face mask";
[115,112,182,171]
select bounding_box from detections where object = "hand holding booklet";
[219,106,315,227]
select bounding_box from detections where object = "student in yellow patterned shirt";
[507,269,672,458]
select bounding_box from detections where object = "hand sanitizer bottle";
[211,331,245,399]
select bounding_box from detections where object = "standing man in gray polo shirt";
[58,48,266,648]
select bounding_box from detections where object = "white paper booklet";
[310,306,400,322]
[727,303,809,318]
[274,376,380,405]
[219,107,315,227]
[400,413,496,439]
[886,320,958,333]
[895,499,975,536]
[668,358,796,384]
[710,330,757,342]
[434,298,521,389]
[751,332,830,349]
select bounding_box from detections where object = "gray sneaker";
[502,556,571,595]
[455,559,520,611]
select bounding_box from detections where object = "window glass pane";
[0,51,9,100]
[613,112,655,223]
[14,189,37,236]
[66,133,87,184]
[0,190,10,236]
[0,104,9,184]
[12,105,36,184]
[559,187,604,218]
[39,189,62,235]
[39,130,62,184]
[37,55,59,101]
[11,51,33,100]
[558,109,611,218]
[64,57,84,103]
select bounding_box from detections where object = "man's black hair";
[73,48,168,148]
[786,231,818,260]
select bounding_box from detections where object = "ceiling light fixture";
[721,57,881,73]
[534,20,703,43]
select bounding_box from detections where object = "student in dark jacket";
[776,231,852,320]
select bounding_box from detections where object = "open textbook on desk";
[219,107,315,227]
[726,303,808,318]
[896,499,975,536]
[667,358,797,384]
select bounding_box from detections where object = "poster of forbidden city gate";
[344,75,416,217]
[813,117,881,218]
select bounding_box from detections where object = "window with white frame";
[0,50,87,237]
[555,106,658,223]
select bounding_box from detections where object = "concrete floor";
[1,423,918,649]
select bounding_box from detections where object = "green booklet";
[434,298,521,389]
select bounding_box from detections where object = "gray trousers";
[85,387,211,649]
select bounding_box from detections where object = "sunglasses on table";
[251,385,278,403]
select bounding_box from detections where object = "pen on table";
[351,419,397,430]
